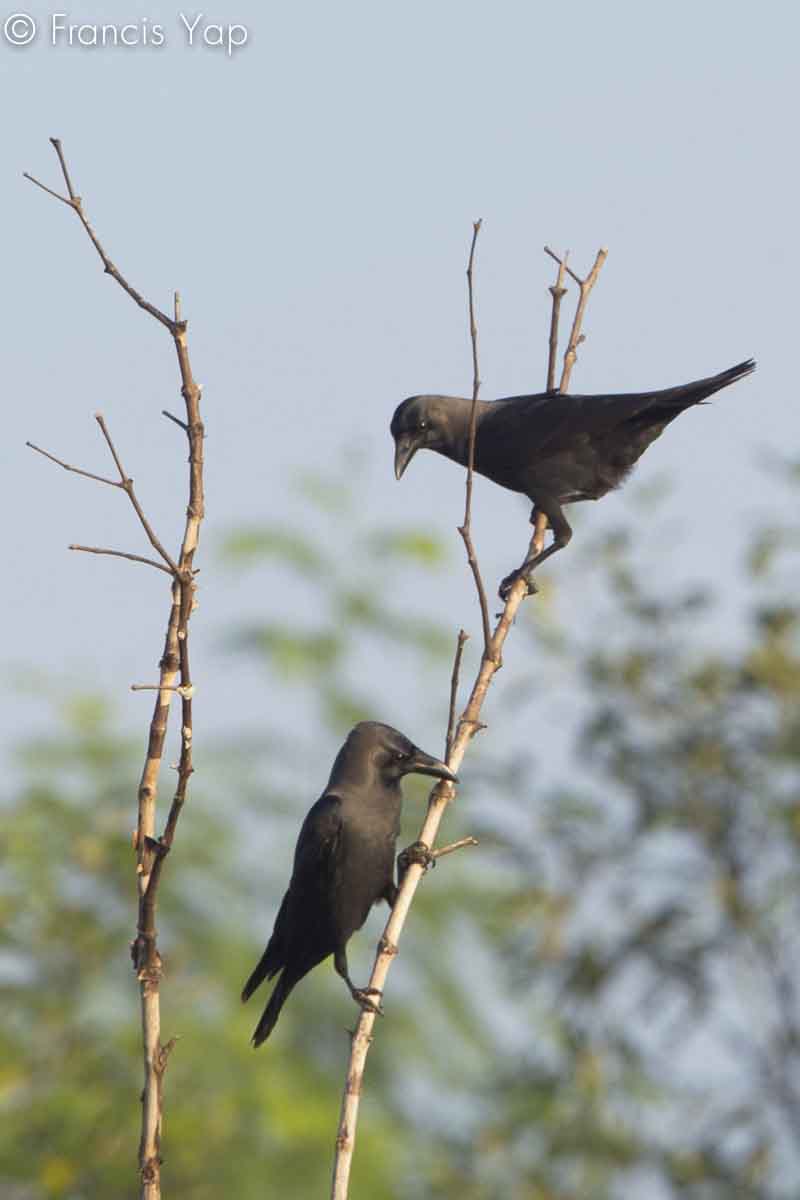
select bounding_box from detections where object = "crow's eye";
[418,420,428,431]
[394,750,409,762]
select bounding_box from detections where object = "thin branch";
[530,510,549,559]
[68,545,174,575]
[445,629,468,760]
[93,412,180,575]
[25,139,176,332]
[22,172,74,208]
[162,409,188,432]
[457,220,492,653]
[50,136,78,200]
[94,411,128,480]
[545,251,568,391]
[545,243,582,286]
[131,683,194,697]
[27,139,205,1200]
[27,440,122,489]
[432,836,478,860]
[558,248,608,392]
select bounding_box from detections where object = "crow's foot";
[351,986,384,1016]
[498,568,538,602]
[398,840,436,879]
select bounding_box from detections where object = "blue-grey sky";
[3,0,796,778]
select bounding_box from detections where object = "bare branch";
[68,544,174,575]
[530,510,549,559]
[545,243,582,286]
[22,172,74,208]
[432,836,479,860]
[27,440,121,488]
[94,411,128,481]
[162,409,188,432]
[50,137,78,200]
[457,220,492,653]
[93,413,180,575]
[131,683,194,697]
[559,248,608,392]
[545,250,568,391]
[27,139,206,1200]
[25,140,176,332]
[445,629,469,761]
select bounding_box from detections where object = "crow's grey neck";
[427,395,489,467]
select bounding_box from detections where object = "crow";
[391,359,755,598]
[241,721,457,1046]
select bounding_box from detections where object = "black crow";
[391,359,755,598]
[242,721,456,1046]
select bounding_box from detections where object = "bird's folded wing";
[484,393,573,456]
[291,793,344,881]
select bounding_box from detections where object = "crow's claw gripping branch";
[498,568,538,602]
[398,840,436,882]
[351,986,384,1016]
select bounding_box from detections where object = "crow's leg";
[398,840,436,884]
[499,503,573,600]
[381,880,399,907]
[334,947,384,1016]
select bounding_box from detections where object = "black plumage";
[242,721,456,1046]
[391,359,755,597]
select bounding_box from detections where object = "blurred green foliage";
[3,466,800,1198]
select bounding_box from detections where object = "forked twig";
[27,440,120,488]
[27,414,180,577]
[545,245,608,392]
[25,138,176,332]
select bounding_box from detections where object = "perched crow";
[242,721,456,1046]
[391,359,756,598]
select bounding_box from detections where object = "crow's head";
[349,721,458,786]
[390,395,458,479]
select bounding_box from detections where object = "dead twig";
[546,251,568,391]
[545,245,608,392]
[93,413,180,574]
[26,138,205,1200]
[457,220,492,654]
[432,836,478,860]
[68,545,174,576]
[445,629,469,760]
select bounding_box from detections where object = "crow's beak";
[407,748,458,784]
[394,435,419,480]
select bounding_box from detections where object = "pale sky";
[3,0,797,778]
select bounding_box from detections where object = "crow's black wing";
[241,794,343,1001]
[291,793,344,879]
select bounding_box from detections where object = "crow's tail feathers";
[250,971,296,1048]
[241,946,274,1004]
[666,358,756,408]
